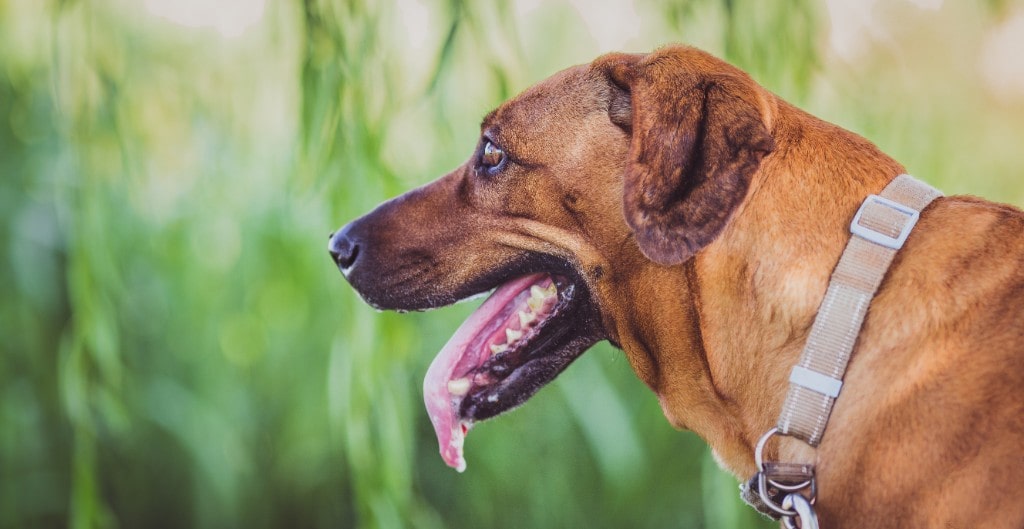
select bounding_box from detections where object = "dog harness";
[742,174,943,528]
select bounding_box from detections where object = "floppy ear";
[595,49,775,265]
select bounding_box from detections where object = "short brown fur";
[335,46,1024,527]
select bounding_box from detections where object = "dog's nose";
[328,226,361,273]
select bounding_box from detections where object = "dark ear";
[595,49,775,265]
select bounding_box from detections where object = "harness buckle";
[752,428,818,525]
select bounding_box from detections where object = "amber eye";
[480,140,507,173]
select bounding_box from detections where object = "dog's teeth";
[489,343,509,355]
[530,283,557,304]
[447,378,471,396]
[518,310,536,327]
[505,328,523,343]
[527,296,544,312]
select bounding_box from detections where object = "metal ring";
[755,428,796,516]
[754,428,817,519]
[782,493,819,529]
[770,479,813,492]
[757,472,798,517]
[754,427,779,470]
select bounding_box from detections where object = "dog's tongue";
[423,274,544,472]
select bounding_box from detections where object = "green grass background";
[1,0,1022,527]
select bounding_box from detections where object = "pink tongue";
[423,274,545,472]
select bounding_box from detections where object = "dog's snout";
[328,226,361,273]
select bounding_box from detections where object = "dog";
[328,45,1024,527]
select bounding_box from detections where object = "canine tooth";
[530,285,546,300]
[518,310,536,327]
[447,378,471,396]
[505,328,523,343]
[527,296,544,312]
[544,283,557,298]
[489,343,509,355]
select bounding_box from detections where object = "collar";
[741,174,943,526]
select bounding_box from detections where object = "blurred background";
[2,0,1023,527]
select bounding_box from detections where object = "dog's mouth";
[423,270,602,472]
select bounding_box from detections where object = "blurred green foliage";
[1,0,1022,528]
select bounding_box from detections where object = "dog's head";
[328,46,775,470]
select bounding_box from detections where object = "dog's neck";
[609,101,906,477]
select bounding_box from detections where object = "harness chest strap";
[743,174,943,521]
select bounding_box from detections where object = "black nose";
[328,226,361,272]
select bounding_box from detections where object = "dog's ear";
[594,49,775,265]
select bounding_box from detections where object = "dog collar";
[743,174,943,527]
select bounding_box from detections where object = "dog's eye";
[480,140,507,173]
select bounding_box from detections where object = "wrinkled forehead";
[481,64,608,137]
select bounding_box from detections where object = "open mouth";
[423,271,602,472]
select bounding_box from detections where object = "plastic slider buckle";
[850,194,920,250]
[789,366,842,398]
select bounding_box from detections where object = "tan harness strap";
[743,175,943,523]
[777,174,943,445]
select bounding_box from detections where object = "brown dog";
[329,45,1024,527]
